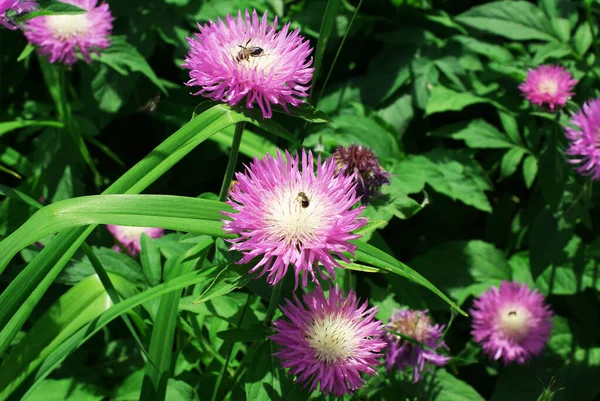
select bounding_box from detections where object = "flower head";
[24,0,114,65]
[564,98,600,180]
[519,65,577,111]
[222,149,366,287]
[384,309,449,382]
[107,225,164,257]
[471,281,553,365]
[271,285,385,397]
[0,0,37,29]
[183,9,314,119]
[332,145,391,205]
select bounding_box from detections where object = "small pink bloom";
[23,0,114,66]
[222,149,366,287]
[0,0,37,29]
[271,285,385,397]
[183,9,314,119]
[519,65,577,111]
[384,309,449,382]
[564,98,600,180]
[107,225,164,257]
[470,281,553,365]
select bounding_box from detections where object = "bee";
[137,92,161,113]
[296,192,310,208]
[508,311,517,316]
[235,38,264,63]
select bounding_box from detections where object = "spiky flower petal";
[519,65,577,111]
[0,0,37,29]
[471,281,553,365]
[183,9,314,119]
[332,145,391,205]
[384,308,449,382]
[271,285,385,397]
[564,98,600,180]
[23,0,114,65]
[222,149,366,287]
[107,225,164,257]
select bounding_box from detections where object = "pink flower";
[0,0,37,29]
[183,9,314,119]
[271,285,385,397]
[23,0,114,66]
[470,281,553,365]
[519,65,577,111]
[564,98,600,180]
[107,225,164,257]
[222,149,366,287]
[384,309,449,382]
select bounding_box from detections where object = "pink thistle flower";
[271,285,385,397]
[564,98,600,180]
[519,65,577,111]
[23,0,114,66]
[183,9,314,119]
[222,149,366,287]
[106,225,164,257]
[471,281,553,365]
[384,308,449,382]
[0,0,37,29]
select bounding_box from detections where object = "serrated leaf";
[431,119,514,148]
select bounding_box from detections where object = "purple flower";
[183,9,314,119]
[23,0,114,66]
[471,281,553,365]
[564,98,600,180]
[271,285,385,397]
[384,308,449,382]
[519,65,577,111]
[0,0,37,29]
[222,149,366,287]
[107,225,164,257]
[332,145,391,205]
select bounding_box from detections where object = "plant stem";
[264,279,284,324]
[218,121,245,201]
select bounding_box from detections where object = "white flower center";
[538,78,559,96]
[305,314,359,364]
[264,186,328,248]
[46,13,90,40]
[117,226,152,242]
[498,305,531,339]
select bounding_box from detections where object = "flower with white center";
[106,225,164,257]
[0,0,37,30]
[384,308,449,382]
[222,149,366,287]
[183,9,314,119]
[23,0,113,65]
[471,281,553,365]
[519,65,577,111]
[271,285,385,397]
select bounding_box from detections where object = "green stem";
[264,279,284,324]
[218,122,245,201]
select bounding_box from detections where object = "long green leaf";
[0,104,250,357]
[309,0,340,103]
[0,195,234,264]
[353,240,467,316]
[0,120,63,137]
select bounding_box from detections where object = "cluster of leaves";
[0,0,599,401]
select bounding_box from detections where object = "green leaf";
[500,147,526,179]
[191,264,252,304]
[538,131,567,208]
[431,119,515,148]
[95,36,167,95]
[430,369,486,401]
[412,57,440,109]
[425,86,489,116]
[25,379,104,401]
[0,185,42,209]
[310,0,340,102]
[17,1,85,21]
[453,36,513,62]
[529,208,574,279]
[456,1,557,41]
[574,22,593,56]
[0,120,63,136]
[522,154,538,188]
[532,41,572,64]
[140,234,162,286]
[245,341,282,401]
[277,104,331,123]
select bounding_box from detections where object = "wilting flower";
[519,65,577,111]
[222,149,366,287]
[107,225,164,257]
[183,9,314,119]
[271,285,385,397]
[23,0,114,65]
[332,145,391,205]
[0,0,37,29]
[384,308,449,382]
[471,281,553,365]
[564,98,600,180]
